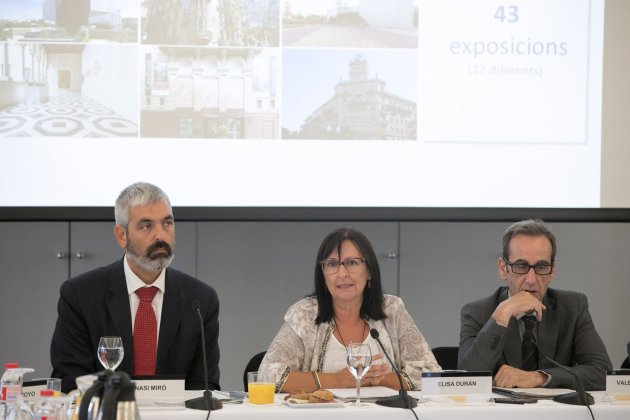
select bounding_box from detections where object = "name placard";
[422,371,492,396]
[22,380,47,401]
[133,377,185,401]
[606,370,630,396]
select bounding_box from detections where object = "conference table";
[138,391,630,420]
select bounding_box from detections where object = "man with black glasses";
[458,219,611,390]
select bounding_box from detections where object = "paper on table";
[330,386,399,400]
[137,390,235,410]
[137,399,186,410]
[180,390,232,401]
[492,387,574,399]
[211,390,239,400]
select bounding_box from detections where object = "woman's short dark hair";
[313,227,386,324]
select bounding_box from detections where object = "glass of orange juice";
[247,371,275,405]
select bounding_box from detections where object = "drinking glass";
[97,336,124,371]
[4,367,35,420]
[346,343,372,407]
[246,372,275,405]
[46,378,62,393]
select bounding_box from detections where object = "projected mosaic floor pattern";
[0,91,137,137]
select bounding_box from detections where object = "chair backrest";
[431,346,459,370]
[243,351,267,391]
[621,357,629,369]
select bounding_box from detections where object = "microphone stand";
[185,301,223,411]
[527,333,593,406]
[369,329,418,409]
[542,355,594,406]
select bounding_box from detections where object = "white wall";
[0,81,26,108]
[601,0,630,207]
[81,45,138,123]
[46,52,82,94]
[359,0,414,28]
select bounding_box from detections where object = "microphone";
[185,300,223,411]
[369,328,418,409]
[526,332,593,406]
[540,354,594,406]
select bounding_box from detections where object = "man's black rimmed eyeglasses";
[503,258,553,275]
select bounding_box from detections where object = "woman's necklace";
[334,317,367,347]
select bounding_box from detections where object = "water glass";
[346,343,372,407]
[46,378,62,393]
[97,336,124,371]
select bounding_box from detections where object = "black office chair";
[621,357,629,369]
[431,346,459,370]
[243,351,267,391]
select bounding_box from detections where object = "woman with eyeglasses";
[259,227,440,393]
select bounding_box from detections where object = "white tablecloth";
[138,391,630,420]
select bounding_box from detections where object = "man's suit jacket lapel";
[497,288,523,369]
[537,293,558,363]
[503,318,523,369]
[105,259,134,374]
[156,269,184,373]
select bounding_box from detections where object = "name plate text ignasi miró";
[133,377,185,401]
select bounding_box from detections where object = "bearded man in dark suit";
[51,182,220,393]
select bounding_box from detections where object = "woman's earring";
[367,279,371,288]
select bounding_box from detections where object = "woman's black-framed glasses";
[503,258,553,275]
[320,257,366,274]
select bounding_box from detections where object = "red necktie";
[133,286,159,376]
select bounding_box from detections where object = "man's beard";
[126,239,174,273]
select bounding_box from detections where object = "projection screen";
[2,0,626,215]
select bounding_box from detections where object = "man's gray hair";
[114,182,171,228]
[501,219,557,263]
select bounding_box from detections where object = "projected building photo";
[283,0,417,48]
[282,52,417,140]
[0,42,138,137]
[142,0,279,47]
[1,0,138,43]
[141,46,278,139]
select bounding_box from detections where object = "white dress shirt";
[124,255,166,341]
